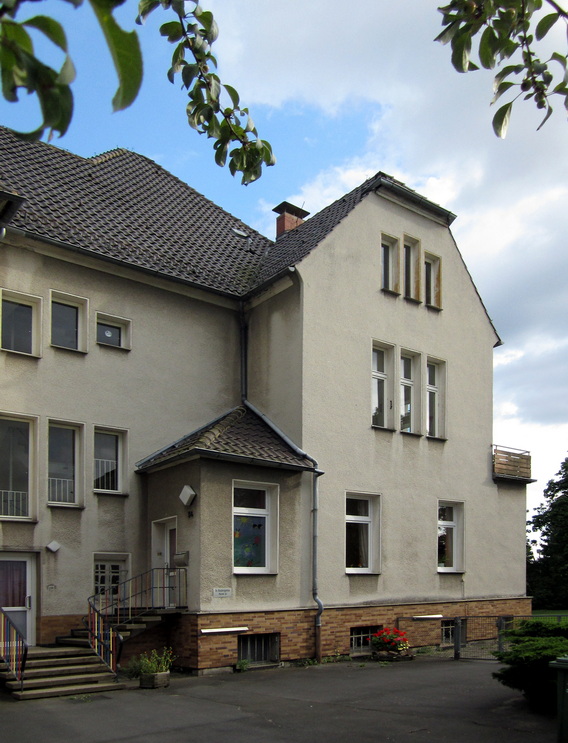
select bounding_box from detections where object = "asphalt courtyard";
[1,658,557,743]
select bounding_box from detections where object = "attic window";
[0,190,24,226]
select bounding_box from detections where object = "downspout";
[239,301,248,401]
[243,400,325,662]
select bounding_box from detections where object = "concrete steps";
[3,646,126,701]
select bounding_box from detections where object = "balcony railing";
[48,478,75,503]
[493,446,534,482]
[0,489,28,517]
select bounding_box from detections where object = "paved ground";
[1,658,557,743]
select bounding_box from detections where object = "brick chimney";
[273,201,310,238]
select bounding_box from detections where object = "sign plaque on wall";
[213,587,232,598]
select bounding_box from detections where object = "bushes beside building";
[493,619,568,713]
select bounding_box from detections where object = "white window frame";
[424,253,442,308]
[233,480,279,575]
[231,480,279,575]
[94,428,126,494]
[403,237,421,302]
[372,343,394,429]
[48,420,83,506]
[380,234,400,294]
[426,358,446,438]
[50,291,88,352]
[437,501,464,573]
[1,289,42,357]
[400,352,421,433]
[345,493,380,574]
[0,413,36,519]
[96,312,132,350]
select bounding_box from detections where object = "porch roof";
[136,406,315,473]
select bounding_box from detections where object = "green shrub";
[125,647,176,677]
[493,633,568,713]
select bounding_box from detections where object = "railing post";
[454,618,462,660]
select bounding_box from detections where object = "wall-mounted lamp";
[46,540,61,553]
[179,485,197,517]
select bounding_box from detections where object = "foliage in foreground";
[0,1,566,184]
[125,646,176,677]
[493,619,568,712]
[527,456,568,609]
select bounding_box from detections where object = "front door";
[0,553,36,645]
[152,518,178,608]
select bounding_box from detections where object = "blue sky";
[3,0,568,516]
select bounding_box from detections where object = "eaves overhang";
[137,448,315,475]
[365,173,457,226]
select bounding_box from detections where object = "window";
[427,361,441,437]
[372,345,395,429]
[48,423,79,504]
[94,429,123,493]
[1,290,42,356]
[96,312,131,350]
[403,238,421,301]
[380,235,399,293]
[350,625,381,654]
[400,354,416,432]
[50,292,88,352]
[94,557,128,596]
[238,633,279,665]
[437,502,464,572]
[0,417,30,517]
[233,481,278,573]
[424,253,442,308]
[346,494,379,573]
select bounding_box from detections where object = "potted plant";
[370,628,414,661]
[138,647,176,688]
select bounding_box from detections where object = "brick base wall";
[150,596,532,672]
[37,614,85,645]
[35,596,532,671]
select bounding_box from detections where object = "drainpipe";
[243,400,325,661]
[239,302,248,401]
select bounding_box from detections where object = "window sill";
[427,435,447,442]
[0,516,38,523]
[426,303,443,312]
[1,347,41,358]
[437,569,465,575]
[51,344,88,354]
[400,430,422,437]
[97,342,131,352]
[371,425,396,432]
[346,570,381,576]
[47,502,85,510]
[94,490,129,497]
[381,288,400,298]
[403,296,422,305]
[233,569,277,576]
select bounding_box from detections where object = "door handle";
[25,595,32,609]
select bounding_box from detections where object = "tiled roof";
[136,406,314,472]
[0,128,455,297]
[0,127,270,296]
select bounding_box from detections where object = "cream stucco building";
[0,127,532,674]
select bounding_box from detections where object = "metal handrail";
[0,607,28,691]
[86,568,187,672]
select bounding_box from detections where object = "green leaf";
[536,104,554,130]
[159,21,183,42]
[491,80,515,104]
[450,31,472,73]
[57,55,76,85]
[492,101,513,137]
[479,26,498,70]
[23,16,69,52]
[535,13,559,41]
[223,84,239,108]
[181,64,199,89]
[136,0,160,24]
[88,0,143,111]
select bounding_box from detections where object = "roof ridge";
[196,406,246,448]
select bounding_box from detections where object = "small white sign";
[213,587,232,598]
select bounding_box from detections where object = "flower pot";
[140,671,170,688]
[372,650,414,662]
